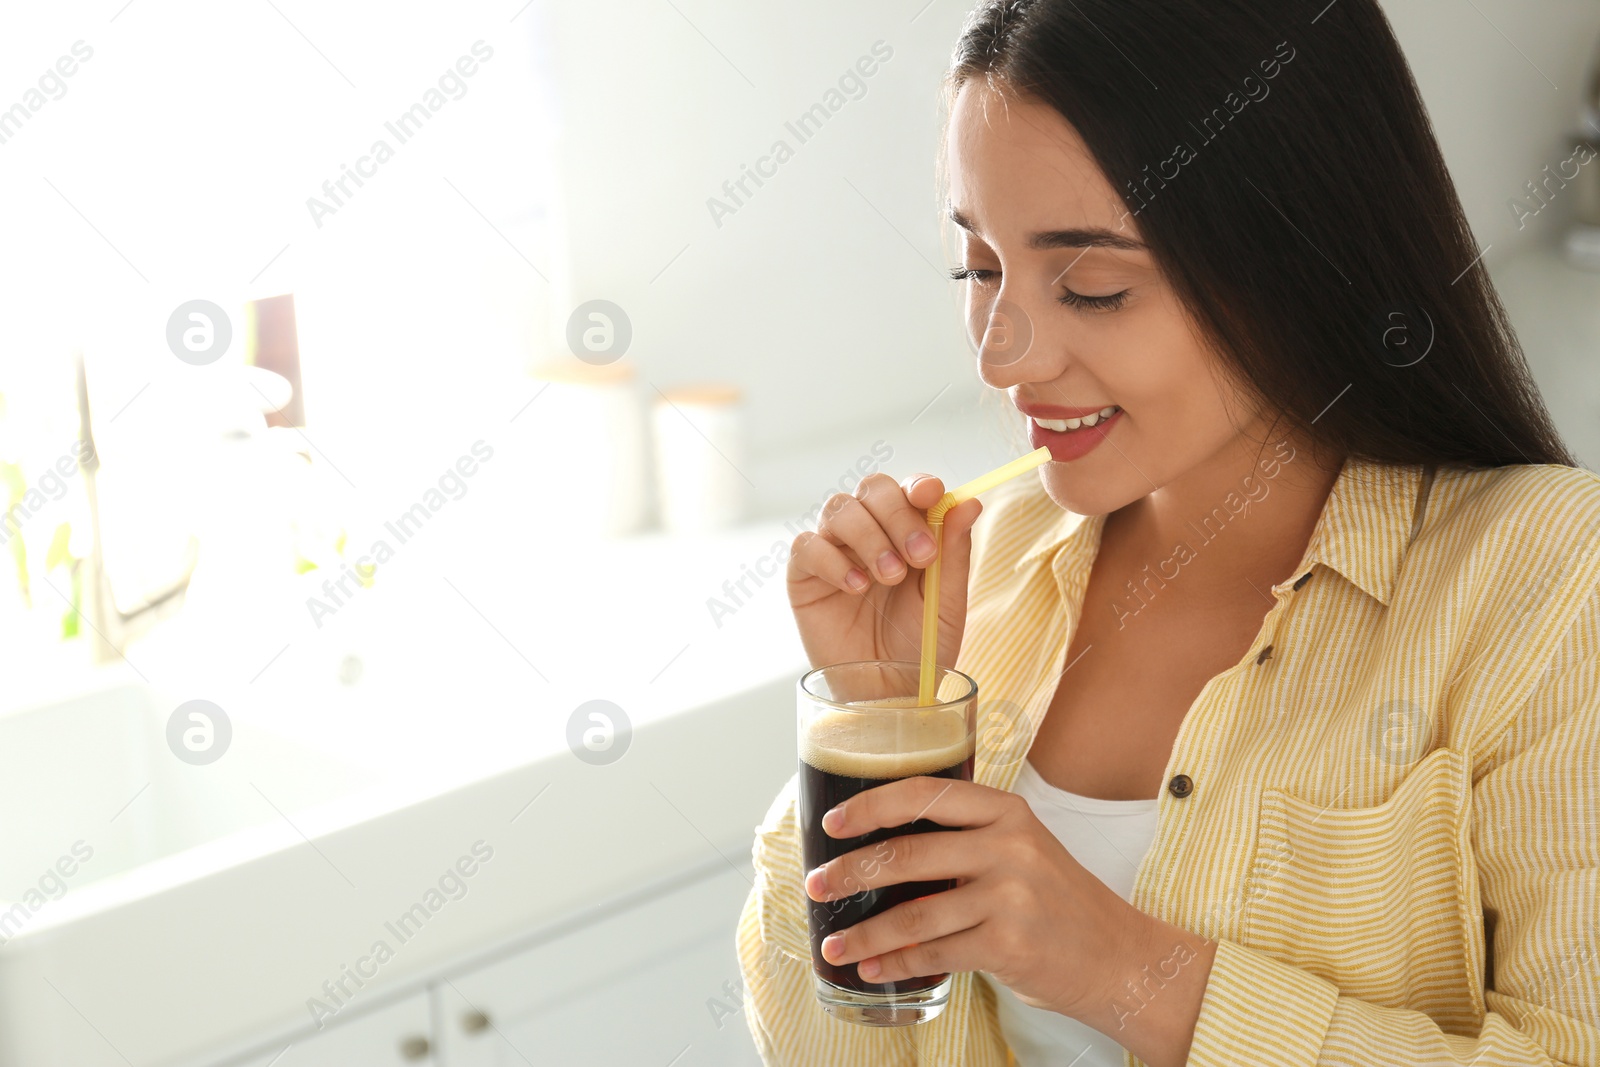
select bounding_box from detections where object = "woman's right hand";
[786,473,984,670]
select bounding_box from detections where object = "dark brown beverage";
[799,698,975,996]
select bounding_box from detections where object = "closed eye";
[948,265,1129,312]
[947,266,997,284]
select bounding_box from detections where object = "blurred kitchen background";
[0,2,1597,1065]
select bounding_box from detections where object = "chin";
[1038,463,1145,517]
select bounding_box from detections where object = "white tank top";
[982,759,1161,1067]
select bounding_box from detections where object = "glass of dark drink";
[797,660,977,1027]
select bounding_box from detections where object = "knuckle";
[995,876,1032,912]
[788,533,839,579]
[886,833,918,872]
[995,923,1027,960]
[854,471,894,498]
[819,493,856,524]
[877,836,904,872]
[893,897,925,938]
[914,779,954,822]
[1010,833,1046,868]
[845,851,879,887]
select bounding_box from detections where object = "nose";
[970,287,1062,391]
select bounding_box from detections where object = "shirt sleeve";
[1182,603,1600,1067]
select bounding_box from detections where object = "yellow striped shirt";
[737,453,1600,1066]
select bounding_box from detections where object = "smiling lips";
[1030,405,1120,432]
[1021,403,1124,461]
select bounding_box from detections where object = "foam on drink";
[800,697,974,780]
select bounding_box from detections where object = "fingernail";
[877,551,905,578]
[906,532,935,564]
[845,568,870,593]
[822,933,844,961]
[806,867,829,900]
[822,807,844,834]
[858,958,881,980]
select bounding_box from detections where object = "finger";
[827,776,1012,839]
[899,474,947,511]
[820,883,982,967]
[856,473,939,568]
[858,925,992,984]
[787,530,870,595]
[806,827,982,902]
[815,493,908,586]
[931,496,982,605]
[939,496,983,548]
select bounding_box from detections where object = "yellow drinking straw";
[917,446,1053,705]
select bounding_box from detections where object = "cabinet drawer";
[437,861,761,1067]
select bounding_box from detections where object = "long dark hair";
[945,0,1578,470]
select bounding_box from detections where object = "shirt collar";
[1299,455,1430,607]
[1013,454,1430,608]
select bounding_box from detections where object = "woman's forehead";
[946,83,1136,244]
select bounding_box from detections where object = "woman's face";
[945,81,1270,516]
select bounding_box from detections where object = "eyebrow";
[947,205,1145,251]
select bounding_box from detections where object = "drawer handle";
[462,1009,492,1034]
[399,1034,430,1061]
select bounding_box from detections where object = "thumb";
[933,497,983,616]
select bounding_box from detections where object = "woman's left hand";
[803,775,1152,1020]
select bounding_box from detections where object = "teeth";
[1033,406,1119,432]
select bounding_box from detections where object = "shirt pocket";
[1243,745,1485,1033]
[751,771,814,964]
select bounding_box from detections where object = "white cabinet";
[210,862,766,1067]
[231,992,434,1067]
[435,862,763,1067]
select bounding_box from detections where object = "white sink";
[0,681,390,1066]
[0,673,795,1067]
[0,682,378,900]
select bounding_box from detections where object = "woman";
[737,1,1600,1065]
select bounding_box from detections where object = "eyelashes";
[948,265,1130,312]
[1058,288,1130,312]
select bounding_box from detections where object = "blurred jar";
[510,359,649,538]
[652,384,746,534]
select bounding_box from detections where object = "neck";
[1108,431,1342,599]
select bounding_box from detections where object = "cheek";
[1033,285,1265,515]
[1135,347,1233,426]
[1097,297,1222,426]
[1124,351,1245,461]
[1142,291,1245,419]
[1062,310,1244,491]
